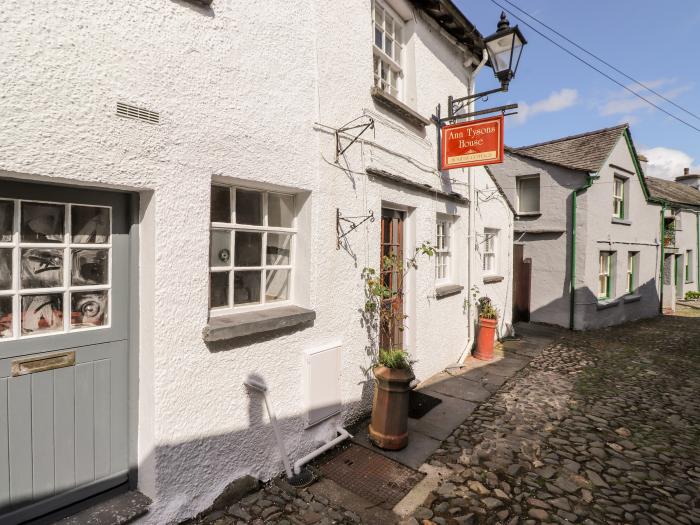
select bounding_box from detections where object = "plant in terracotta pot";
[473,290,499,361]
[361,243,433,450]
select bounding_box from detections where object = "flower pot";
[368,366,414,450]
[474,317,497,361]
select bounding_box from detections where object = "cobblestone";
[190,308,700,525]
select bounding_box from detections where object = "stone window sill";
[203,305,316,342]
[483,275,504,284]
[596,298,620,310]
[612,217,632,226]
[517,212,542,218]
[370,87,431,129]
[623,293,642,303]
[435,284,464,299]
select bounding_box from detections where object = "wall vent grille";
[116,102,160,124]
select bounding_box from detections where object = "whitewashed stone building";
[0,1,515,522]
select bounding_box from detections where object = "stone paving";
[190,307,700,525]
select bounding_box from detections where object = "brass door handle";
[12,351,76,377]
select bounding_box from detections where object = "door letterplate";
[11,351,76,377]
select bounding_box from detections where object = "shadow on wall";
[529,278,661,330]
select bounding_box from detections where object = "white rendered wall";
[0,1,513,523]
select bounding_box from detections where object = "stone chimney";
[637,154,648,174]
[676,167,700,190]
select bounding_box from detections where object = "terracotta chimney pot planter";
[368,366,414,450]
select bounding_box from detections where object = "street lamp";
[483,12,527,91]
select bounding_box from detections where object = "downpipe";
[244,377,352,487]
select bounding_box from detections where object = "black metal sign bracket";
[336,208,375,249]
[335,116,375,161]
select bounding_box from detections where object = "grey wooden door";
[0,181,132,524]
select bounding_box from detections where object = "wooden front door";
[513,244,531,323]
[380,209,404,350]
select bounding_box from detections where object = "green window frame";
[613,177,625,219]
[598,251,613,299]
[686,250,693,283]
[626,252,638,294]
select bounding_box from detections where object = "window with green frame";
[626,252,638,293]
[686,250,694,283]
[613,176,625,219]
[598,251,614,299]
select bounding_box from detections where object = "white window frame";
[599,251,613,299]
[516,175,540,215]
[435,216,452,284]
[372,0,404,99]
[613,176,625,219]
[209,185,296,316]
[482,228,498,276]
[0,198,113,341]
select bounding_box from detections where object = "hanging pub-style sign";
[440,115,504,170]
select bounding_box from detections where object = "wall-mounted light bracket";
[335,116,375,161]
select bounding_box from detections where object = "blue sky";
[457,0,700,179]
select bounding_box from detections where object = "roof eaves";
[409,0,485,56]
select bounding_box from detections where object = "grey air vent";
[116,102,160,124]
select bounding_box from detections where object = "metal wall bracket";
[335,116,375,161]
[336,208,374,249]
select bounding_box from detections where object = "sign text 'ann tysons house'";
[441,115,504,170]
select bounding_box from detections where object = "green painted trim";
[569,174,596,330]
[623,129,651,201]
[697,213,700,293]
[659,202,666,313]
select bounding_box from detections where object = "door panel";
[0,181,131,523]
[380,209,404,350]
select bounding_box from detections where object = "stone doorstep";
[55,491,151,525]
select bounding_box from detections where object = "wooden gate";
[513,244,531,323]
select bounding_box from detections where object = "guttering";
[659,201,667,313]
[569,174,597,330]
[697,212,700,292]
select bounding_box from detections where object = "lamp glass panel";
[486,32,515,73]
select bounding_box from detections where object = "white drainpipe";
[293,427,353,475]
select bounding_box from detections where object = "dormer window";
[372,0,403,99]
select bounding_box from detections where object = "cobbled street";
[193,307,700,525]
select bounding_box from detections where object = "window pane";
[72,206,110,244]
[234,270,261,305]
[518,178,540,213]
[0,248,11,290]
[71,249,109,286]
[266,269,290,302]
[386,37,393,58]
[210,230,231,267]
[21,294,63,335]
[268,193,294,228]
[22,202,65,243]
[211,186,231,223]
[374,4,383,26]
[375,26,383,48]
[0,296,11,338]
[0,201,13,242]
[71,290,108,329]
[599,276,607,297]
[210,272,229,308]
[267,233,292,266]
[21,248,63,288]
[236,189,263,225]
[235,231,262,266]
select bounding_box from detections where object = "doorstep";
[55,491,151,525]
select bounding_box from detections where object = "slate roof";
[410,0,485,55]
[508,124,628,173]
[645,176,700,207]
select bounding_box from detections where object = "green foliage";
[361,241,434,370]
[377,348,412,369]
[467,285,499,320]
[685,290,700,301]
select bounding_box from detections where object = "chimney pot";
[684,167,690,175]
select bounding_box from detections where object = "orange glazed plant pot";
[474,317,497,361]
[368,366,414,450]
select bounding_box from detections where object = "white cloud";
[515,88,578,125]
[639,146,700,180]
[599,78,691,118]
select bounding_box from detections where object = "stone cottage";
[0,0,515,522]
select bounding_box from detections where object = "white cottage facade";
[0,1,514,523]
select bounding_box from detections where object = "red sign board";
[441,115,504,170]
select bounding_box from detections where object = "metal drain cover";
[319,444,425,507]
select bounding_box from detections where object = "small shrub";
[685,290,700,301]
[477,296,499,320]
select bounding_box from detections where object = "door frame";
[0,178,140,523]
